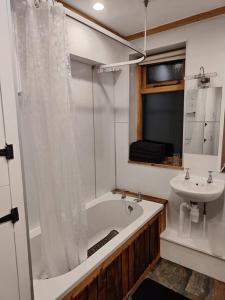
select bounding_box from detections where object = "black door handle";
[0,208,19,224]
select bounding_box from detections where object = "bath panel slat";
[121,249,129,296]
[98,269,107,300]
[88,278,98,300]
[134,234,143,280]
[139,233,146,274]
[144,228,150,267]
[114,256,123,299]
[76,288,88,300]
[149,218,159,262]
[128,243,135,289]
[106,262,114,300]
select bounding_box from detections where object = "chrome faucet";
[207,171,213,184]
[134,192,142,203]
[185,168,190,180]
[121,191,127,199]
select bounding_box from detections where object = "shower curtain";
[14,0,87,278]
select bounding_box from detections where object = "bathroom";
[1,0,225,299]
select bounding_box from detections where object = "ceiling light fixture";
[93,2,104,11]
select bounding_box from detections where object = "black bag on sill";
[129,140,166,164]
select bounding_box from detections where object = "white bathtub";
[30,192,163,300]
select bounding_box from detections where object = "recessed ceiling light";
[93,2,104,11]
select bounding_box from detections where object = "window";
[130,49,185,168]
[146,60,184,85]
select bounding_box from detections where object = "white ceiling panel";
[64,0,225,36]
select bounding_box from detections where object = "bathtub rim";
[31,192,164,300]
[29,195,144,240]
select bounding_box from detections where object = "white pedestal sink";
[170,175,224,238]
[170,175,224,202]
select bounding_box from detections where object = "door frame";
[0,0,32,299]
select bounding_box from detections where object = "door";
[0,90,20,300]
[0,1,32,299]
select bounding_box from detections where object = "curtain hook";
[34,0,41,8]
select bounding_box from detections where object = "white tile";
[70,60,96,202]
[114,65,129,123]
[93,71,116,197]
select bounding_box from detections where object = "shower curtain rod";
[65,8,146,68]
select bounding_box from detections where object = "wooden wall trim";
[141,82,185,95]
[126,6,225,41]
[58,0,125,39]
[57,2,225,45]
[112,188,168,206]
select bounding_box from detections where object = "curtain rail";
[65,8,145,57]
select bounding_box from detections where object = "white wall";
[67,17,128,65]
[93,71,116,197]
[71,61,116,200]
[114,15,225,231]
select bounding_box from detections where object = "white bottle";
[190,204,199,223]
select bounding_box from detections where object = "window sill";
[128,160,184,170]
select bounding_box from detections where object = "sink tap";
[185,168,190,180]
[134,192,142,203]
[121,191,127,199]
[207,171,213,184]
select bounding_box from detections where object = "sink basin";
[170,175,224,202]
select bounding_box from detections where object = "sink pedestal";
[170,175,224,238]
[179,201,201,237]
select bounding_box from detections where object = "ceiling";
[64,0,225,36]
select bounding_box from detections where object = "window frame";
[137,62,185,139]
[135,59,185,169]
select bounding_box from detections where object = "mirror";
[184,87,222,155]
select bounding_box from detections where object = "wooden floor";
[147,259,225,300]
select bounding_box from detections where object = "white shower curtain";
[14,0,87,278]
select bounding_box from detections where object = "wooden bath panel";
[63,210,164,300]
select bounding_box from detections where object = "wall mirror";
[184,87,222,156]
